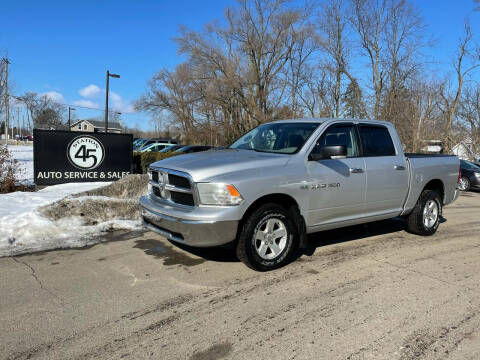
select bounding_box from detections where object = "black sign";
[33,129,132,185]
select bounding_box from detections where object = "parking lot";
[1,192,480,360]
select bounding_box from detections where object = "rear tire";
[406,190,442,236]
[236,203,299,271]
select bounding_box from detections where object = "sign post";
[33,129,132,185]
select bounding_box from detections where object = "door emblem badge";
[304,183,340,190]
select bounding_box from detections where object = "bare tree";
[458,85,480,158]
[438,22,480,151]
[381,0,427,126]
[349,0,389,118]
[319,0,355,117]
[17,92,66,130]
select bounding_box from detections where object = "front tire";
[236,203,299,271]
[406,190,442,236]
[458,176,470,191]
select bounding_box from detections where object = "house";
[452,137,479,161]
[70,119,123,134]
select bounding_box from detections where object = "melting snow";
[0,182,141,257]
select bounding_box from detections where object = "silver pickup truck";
[140,119,460,270]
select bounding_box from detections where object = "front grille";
[150,169,195,207]
[168,174,191,189]
[170,192,194,206]
[152,186,162,197]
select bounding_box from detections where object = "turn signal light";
[226,184,241,197]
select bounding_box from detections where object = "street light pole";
[68,106,75,131]
[2,58,10,145]
[104,70,120,133]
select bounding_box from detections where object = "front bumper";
[139,195,240,247]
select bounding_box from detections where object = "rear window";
[461,160,480,171]
[359,126,396,156]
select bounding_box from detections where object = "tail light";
[457,165,461,184]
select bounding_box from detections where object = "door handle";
[394,165,406,170]
[349,168,364,174]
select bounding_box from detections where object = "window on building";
[83,124,87,130]
[78,124,81,130]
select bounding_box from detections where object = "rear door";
[358,124,409,216]
[306,123,366,227]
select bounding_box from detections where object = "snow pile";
[7,145,34,185]
[0,175,148,257]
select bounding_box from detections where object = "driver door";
[306,124,366,227]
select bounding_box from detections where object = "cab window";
[311,125,359,158]
[359,125,396,156]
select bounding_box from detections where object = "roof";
[270,117,392,126]
[71,119,122,129]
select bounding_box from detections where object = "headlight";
[196,183,243,205]
[475,172,480,178]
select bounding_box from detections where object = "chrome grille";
[149,168,195,207]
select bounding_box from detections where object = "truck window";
[359,126,396,156]
[229,122,320,154]
[311,125,359,157]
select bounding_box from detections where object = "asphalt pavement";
[1,192,480,360]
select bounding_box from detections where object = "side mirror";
[309,145,347,161]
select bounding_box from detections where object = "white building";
[452,138,479,161]
[70,119,123,134]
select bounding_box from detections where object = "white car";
[138,142,172,152]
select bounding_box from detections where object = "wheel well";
[236,193,306,244]
[423,179,445,203]
[242,193,300,221]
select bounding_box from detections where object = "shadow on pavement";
[161,218,411,264]
[301,218,406,257]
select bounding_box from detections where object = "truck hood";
[152,149,290,182]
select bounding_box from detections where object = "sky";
[1,0,479,130]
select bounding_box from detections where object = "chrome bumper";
[139,195,239,247]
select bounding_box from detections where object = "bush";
[132,151,179,174]
[0,145,19,194]
[140,151,178,174]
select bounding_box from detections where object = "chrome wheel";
[423,199,439,229]
[458,177,469,191]
[254,217,288,260]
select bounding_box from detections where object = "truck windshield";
[229,122,320,154]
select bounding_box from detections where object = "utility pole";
[2,58,9,145]
[16,108,19,139]
[104,70,120,133]
[68,106,75,130]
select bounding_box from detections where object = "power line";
[7,93,137,114]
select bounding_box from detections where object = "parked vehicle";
[133,138,146,148]
[140,119,460,270]
[458,160,480,191]
[134,138,178,151]
[138,142,173,152]
[173,145,213,154]
[159,144,184,153]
